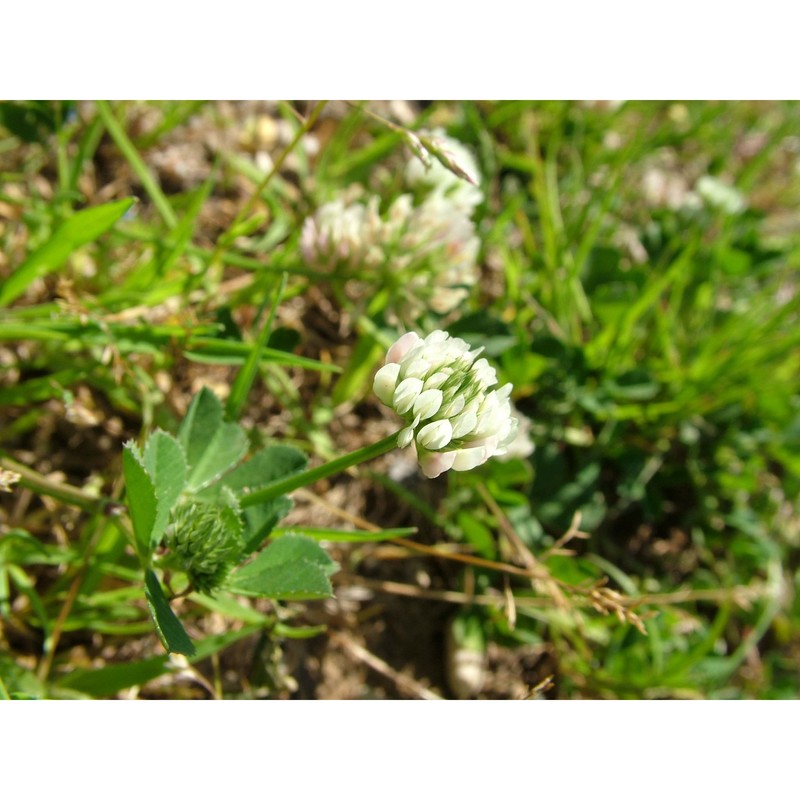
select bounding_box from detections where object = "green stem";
[240,432,400,508]
[0,455,120,515]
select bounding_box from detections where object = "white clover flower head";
[300,198,386,271]
[374,331,518,478]
[300,189,480,322]
[696,175,746,216]
[394,192,480,319]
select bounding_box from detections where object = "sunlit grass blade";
[95,100,178,229]
[271,526,418,543]
[0,197,135,307]
[226,272,287,420]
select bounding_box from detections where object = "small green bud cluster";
[168,502,242,594]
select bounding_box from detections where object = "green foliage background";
[0,100,798,698]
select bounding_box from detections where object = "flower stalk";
[240,432,400,508]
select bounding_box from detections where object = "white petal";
[472,358,497,388]
[403,356,433,380]
[495,383,513,400]
[439,393,466,418]
[373,363,401,406]
[424,330,449,346]
[398,422,417,448]
[497,416,518,448]
[423,370,450,390]
[450,409,478,439]
[451,446,490,472]
[419,450,456,478]
[386,332,420,364]
[413,389,443,420]
[417,418,453,450]
[392,377,424,415]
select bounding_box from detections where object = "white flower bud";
[392,377,424,415]
[450,408,478,439]
[413,389,444,420]
[417,418,453,450]
[497,406,535,461]
[452,445,489,472]
[419,450,456,479]
[386,331,420,364]
[373,362,401,406]
[301,131,483,325]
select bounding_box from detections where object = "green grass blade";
[0,197,135,307]
[95,100,177,229]
[226,272,287,420]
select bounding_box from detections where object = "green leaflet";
[144,570,195,657]
[227,535,338,600]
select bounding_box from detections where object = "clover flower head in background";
[300,191,480,321]
[373,330,518,478]
[393,191,480,318]
[405,128,483,214]
[300,130,484,324]
[695,175,747,216]
[300,196,385,271]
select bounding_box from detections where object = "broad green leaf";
[144,570,196,656]
[241,496,293,554]
[215,445,308,493]
[456,511,496,559]
[143,430,188,549]
[228,534,337,600]
[178,387,224,469]
[186,422,248,490]
[0,198,135,307]
[122,442,157,560]
[177,388,248,489]
[229,558,333,600]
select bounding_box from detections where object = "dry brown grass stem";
[296,486,546,579]
[476,482,569,608]
[542,510,591,558]
[328,630,442,700]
